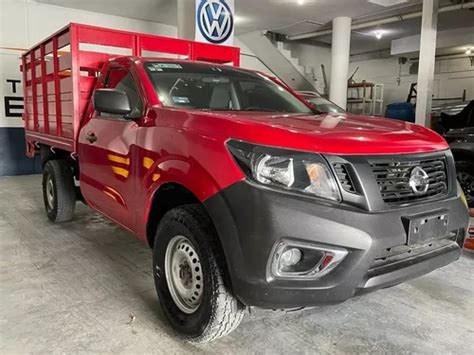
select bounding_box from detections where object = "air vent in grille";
[370,157,448,204]
[333,163,356,193]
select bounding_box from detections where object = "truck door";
[78,64,144,232]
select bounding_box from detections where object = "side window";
[99,67,143,119]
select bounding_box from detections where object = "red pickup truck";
[22,24,469,342]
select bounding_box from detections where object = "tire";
[42,159,76,222]
[456,160,474,208]
[153,204,245,343]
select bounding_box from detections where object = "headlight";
[227,140,341,201]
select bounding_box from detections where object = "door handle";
[86,132,97,143]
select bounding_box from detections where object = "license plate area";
[403,211,449,245]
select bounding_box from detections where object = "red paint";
[22,24,450,243]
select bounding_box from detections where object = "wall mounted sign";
[195,0,234,45]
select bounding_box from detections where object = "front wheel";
[153,204,245,343]
[42,159,76,222]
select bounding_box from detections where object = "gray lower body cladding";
[204,180,469,309]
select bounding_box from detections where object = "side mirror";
[93,89,132,116]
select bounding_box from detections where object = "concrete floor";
[1,175,473,354]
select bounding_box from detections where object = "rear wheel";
[42,159,76,222]
[153,204,245,343]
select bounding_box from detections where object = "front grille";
[370,157,448,204]
[333,163,356,193]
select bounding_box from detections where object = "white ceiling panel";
[34,0,474,54]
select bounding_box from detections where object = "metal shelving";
[347,82,384,116]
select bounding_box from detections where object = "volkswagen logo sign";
[409,166,430,195]
[197,0,234,44]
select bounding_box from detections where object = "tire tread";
[157,204,245,343]
[43,159,76,222]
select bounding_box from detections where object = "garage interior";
[1,0,473,353]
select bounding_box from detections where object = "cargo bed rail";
[21,23,241,155]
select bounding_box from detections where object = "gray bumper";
[204,181,469,309]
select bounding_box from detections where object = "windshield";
[144,62,312,114]
[301,94,345,114]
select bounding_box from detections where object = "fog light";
[269,240,348,280]
[280,248,302,269]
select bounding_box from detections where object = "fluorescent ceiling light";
[298,0,305,5]
[368,0,409,7]
[374,30,383,39]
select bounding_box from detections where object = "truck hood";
[188,111,449,155]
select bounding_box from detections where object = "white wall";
[281,37,473,109]
[238,31,316,90]
[234,37,274,76]
[284,42,332,93]
[349,56,474,109]
[391,27,474,56]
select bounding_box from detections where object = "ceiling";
[32,0,435,34]
[319,8,474,55]
[35,0,474,54]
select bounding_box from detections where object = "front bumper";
[204,181,468,309]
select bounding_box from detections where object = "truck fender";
[142,157,232,244]
[149,157,223,202]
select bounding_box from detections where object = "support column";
[329,17,352,110]
[415,0,439,126]
[177,0,195,40]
